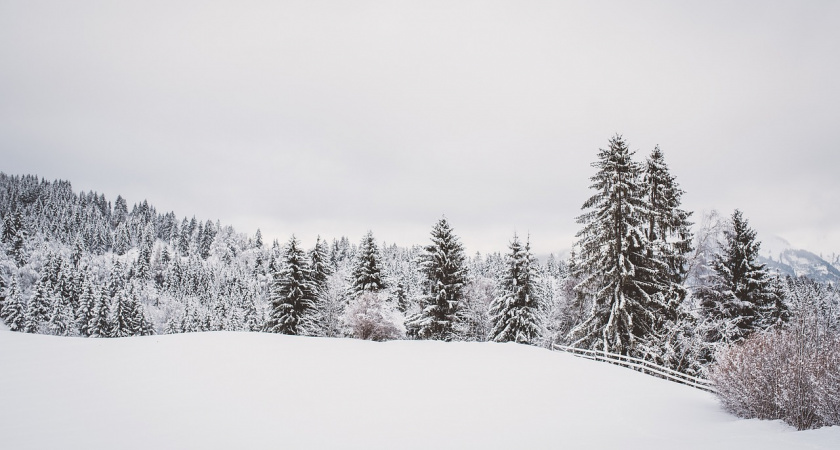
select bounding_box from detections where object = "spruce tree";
[489,234,542,344]
[309,236,333,297]
[76,277,97,336]
[308,236,337,335]
[350,231,386,295]
[110,288,139,337]
[639,146,695,362]
[46,293,75,336]
[88,289,112,338]
[112,195,128,227]
[136,223,155,279]
[0,275,5,318]
[178,218,191,256]
[2,209,26,265]
[199,220,215,259]
[407,217,468,341]
[113,223,131,256]
[570,135,669,355]
[643,146,693,295]
[24,280,52,333]
[130,294,154,336]
[697,209,778,343]
[71,235,85,269]
[1,278,25,331]
[254,229,263,249]
[265,236,315,335]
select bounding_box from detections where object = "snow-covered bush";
[344,292,403,341]
[710,328,840,430]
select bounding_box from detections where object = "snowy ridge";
[760,249,840,284]
[1,330,838,450]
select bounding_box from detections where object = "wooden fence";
[552,344,716,393]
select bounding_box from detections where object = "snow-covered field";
[1,329,837,450]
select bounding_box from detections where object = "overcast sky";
[1,1,839,256]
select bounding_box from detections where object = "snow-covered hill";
[758,236,840,284]
[0,330,837,449]
[760,249,840,284]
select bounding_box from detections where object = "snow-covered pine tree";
[0,275,5,318]
[1,208,27,265]
[136,223,155,279]
[350,231,386,295]
[113,223,131,256]
[637,146,695,365]
[570,135,670,356]
[1,278,25,331]
[107,261,127,298]
[643,146,693,303]
[307,236,340,335]
[110,289,138,337]
[46,292,75,336]
[265,235,315,335]
[87,289,112,338]
[254,228,263,249]
[198,220,215,260]
[406,217,468,341]
[489,234,542,345]
[112,195,128,228]
[696,209,779,344]
[309,236,333,297]
[177,218,191,256]
[76,276,97,336]
[128,289,154,336]
[71,234,85,269]
[24,279,54,333]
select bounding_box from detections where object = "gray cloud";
[1,1,839,255]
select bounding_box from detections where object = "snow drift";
[0,329,837,449]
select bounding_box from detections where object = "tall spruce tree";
[254,228,263,249]
[643,146,693,296]
[24,280,53,334]
[88,289,112,338]
[46,293,75,336]
[350,231,386,295]
[639,146,695,363]
[407,217,468,341]
[110,289,138,338]
[309,236,333,297]
[489,234,542,344]
[308,236,337,335]
[136,223,155,279]
[697,209,778,344]
[570,135,669,355]
[2,208,26,265]
[76,276,97,336]
[71,235,85,269]
[1,278,25,331]
[265,236,315,335]
[0,275,5,318]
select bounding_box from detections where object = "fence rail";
[552,344,716,393]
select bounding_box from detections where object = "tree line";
[0,137,837,411]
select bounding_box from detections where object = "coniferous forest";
[1,136,838,429]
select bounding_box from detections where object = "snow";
[0,330,837,449]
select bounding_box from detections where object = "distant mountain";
[758,239,840,284]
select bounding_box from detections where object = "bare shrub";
[344,292,403,341]
[710,329,840,430]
